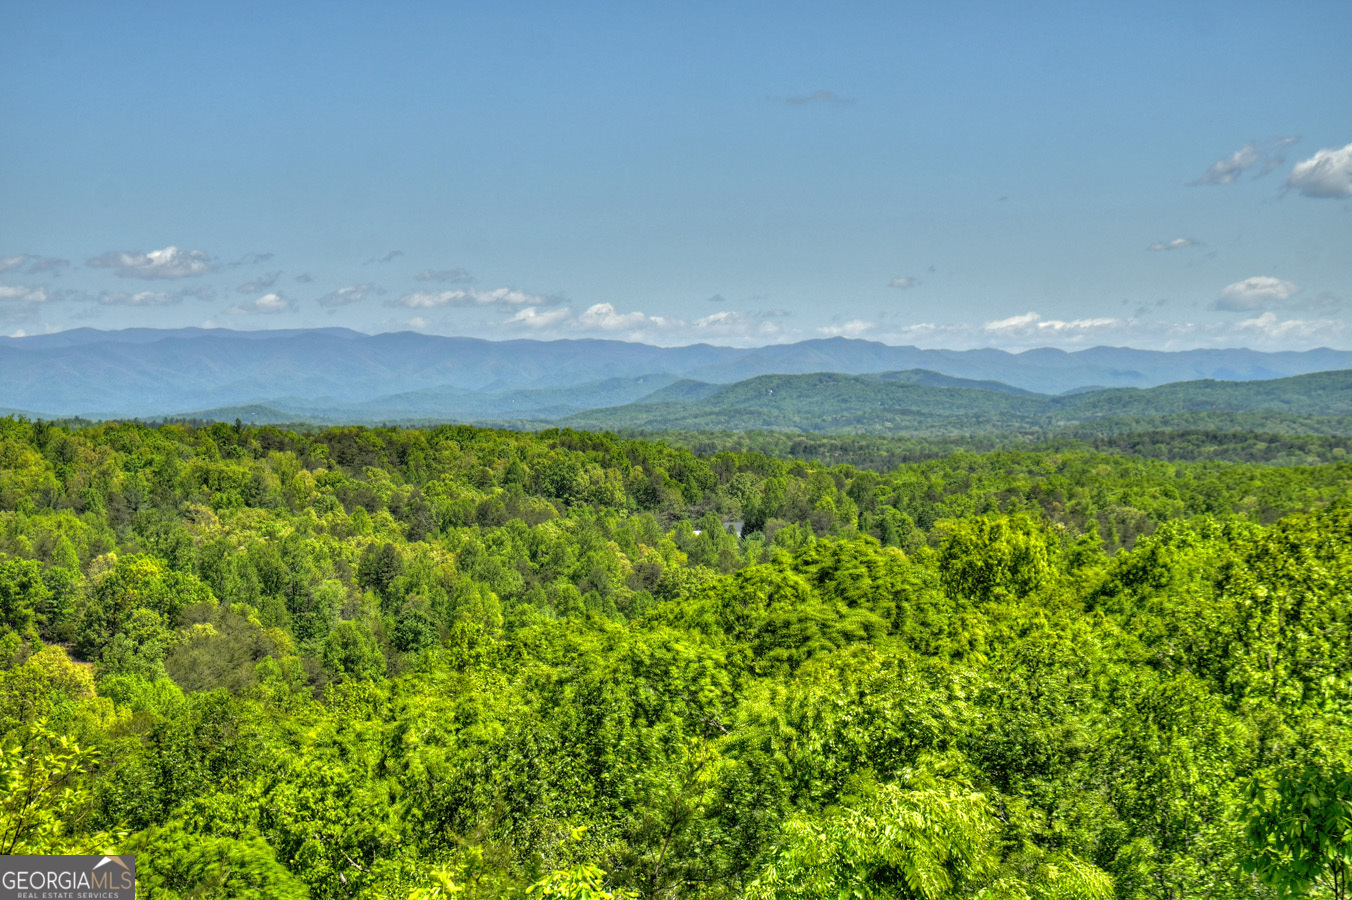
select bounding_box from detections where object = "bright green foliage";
[0,417,1348,897]
[1221,504,1352,712]
[0,720,102,854]
[323,619,386,681]
[0,556,49,638]
[1243,758,1352,899]
[744,773,1003,899]
[127,821,309,900]
[936,514,1056,602]
[526,864,637,899]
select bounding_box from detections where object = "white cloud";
[237,271,281,293]
[416,268,473,283]
[0,255,32,273]
[317,283,378,308]
[88,246,214,279]
[1285,142,1352,199]
[889,276,919,289]
[837,308,1350,352]
[983,311,1123,338]
[696,310,738,328]
[407,317,431,330]
[0,284,51,304]
[226,292,294,315]
[984,311,1042,331]
[817,319,875,338]
[1235,312,1327,340]
[497,303,782,343]
[694,310,785,339]
[391,287,547,309]
[1147,238,1199,251]
[1213,276,1300,311]
[1193,137,1298,185]
[84,285,214,306]
[507,306,573,328]
[579,302,674,332]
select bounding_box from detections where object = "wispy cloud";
[785,89,852,107]
[817,319,875,337]
[500,303,785,344]
[984,311,1123,337]
[230,252,275,267]
[1,255,71,275]
[236,271,281,294]
[1290,291,1346,314]
[29,257,70,274]
[1212,276,1300,311]
[0,284,53,304]
[98,290,180,307]
[318,283,379,308]
[1235,312,1332,341]
[1285,142,1352,199]
[415,268,474,283]
[1192,137,1299,185]
[507,306,573,328]
[366,250,404,264]
[225,292,294,315]
[390,287,548,309]
[87,246,214,279]
[1147,237,1199,251]
[889,276,920,289]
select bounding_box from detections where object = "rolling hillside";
[561,369,1352,435]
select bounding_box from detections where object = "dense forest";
[1,416,1350,898]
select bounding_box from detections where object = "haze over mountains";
[3,328,1351,431]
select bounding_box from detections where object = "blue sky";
[2,1,1349,349]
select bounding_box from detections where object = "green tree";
[322,619,385,681]
[127,821,309,900]
[1243,757,1352,900]
[0,720,104,854]
[935,514,1055,603]
[0,556,49,638]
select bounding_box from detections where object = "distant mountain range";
[2,328,1351,433]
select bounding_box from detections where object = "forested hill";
[1,416,1350,897]
[4,327,1352,419]
[562,368,1352,434]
